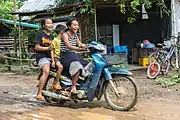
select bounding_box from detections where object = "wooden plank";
[0,45,13,47]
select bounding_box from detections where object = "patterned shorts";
[38,58,51,68]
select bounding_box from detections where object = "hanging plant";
[115,0,170,23]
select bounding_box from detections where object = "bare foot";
[70,87,77,94]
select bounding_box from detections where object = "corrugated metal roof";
[18,0,56,12]
[11,2,82,16]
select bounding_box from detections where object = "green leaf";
[127,17,136,23]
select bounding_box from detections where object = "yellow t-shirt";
[51,37,61,58]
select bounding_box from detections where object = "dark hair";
[65,18,78,32]
[54,24,66,34]
[41,17,52,29]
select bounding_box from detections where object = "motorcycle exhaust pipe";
[42,90,71,101]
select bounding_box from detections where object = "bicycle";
[147,36,180,79]
[159,36,180,75]
[147,44,167,79]
[148,44,167,65]
[147,36,179,78]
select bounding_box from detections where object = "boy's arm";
[51,50,55,62]
[51,42,56,68]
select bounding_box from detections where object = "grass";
[155,71,180,87]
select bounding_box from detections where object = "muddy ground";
[0,70,180,120]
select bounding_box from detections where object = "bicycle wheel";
[147,61,161,79]
[161,59,170,75]
[104,76,138,111]
[170,53,178,69]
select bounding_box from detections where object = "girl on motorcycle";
[60,18,88,94]
[35,18,57,100]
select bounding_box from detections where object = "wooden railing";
[0,37,28,51]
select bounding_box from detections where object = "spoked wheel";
[147,61,161,79]
[161,60,170,75]
[170,53,178,69]
[104,76,138,111]
[43,77,66,104]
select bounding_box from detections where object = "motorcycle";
[40,41,138,111]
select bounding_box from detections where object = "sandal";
[52,83,62,90]
[36,95,44,101]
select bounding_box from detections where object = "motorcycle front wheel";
[104,76,138,111]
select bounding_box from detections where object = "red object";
[143,40,150,44]
[151,64,158,75]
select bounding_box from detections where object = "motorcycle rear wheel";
[43,77,66,105]
[104,76,138,111]
[29,54,39,71]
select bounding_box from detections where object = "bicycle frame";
[165,46,175,60]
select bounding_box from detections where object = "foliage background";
[55,0,169,23]
[0,0,24,20]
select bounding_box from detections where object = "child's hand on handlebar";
[79,47,88,51]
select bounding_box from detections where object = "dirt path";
[0,70,180,120]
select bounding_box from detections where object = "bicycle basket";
[102,53,127,65]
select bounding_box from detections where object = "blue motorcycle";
[41,41,138,111]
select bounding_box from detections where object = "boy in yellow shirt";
[50,24,66,90]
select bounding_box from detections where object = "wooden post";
[94,2,98,41]
[13,0,17,56]
[13,0,17,28]
[5,53,11,71]
[171,0,179,68]
[18,15,23,73]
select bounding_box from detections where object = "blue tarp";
[0,19,40,29]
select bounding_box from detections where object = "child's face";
[44,19,54,32]
[69,20,79,33]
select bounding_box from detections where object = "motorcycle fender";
[103,66,133,80]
